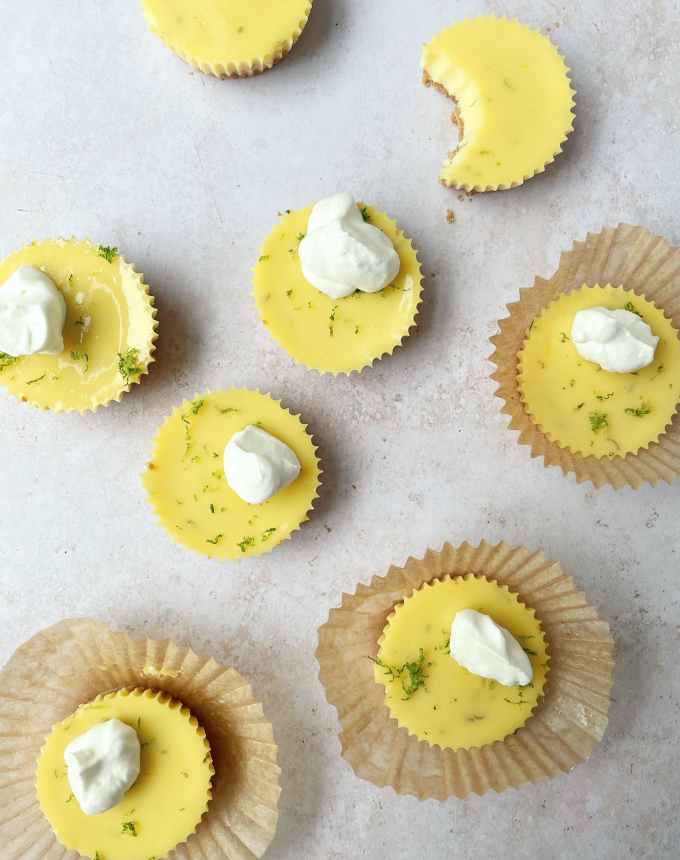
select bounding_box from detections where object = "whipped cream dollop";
[450,609,533,687]
[0,266,66,356]
[571,306,658,373]
[64,719,141,815]
[224,425,301,505]
[298,193,401,299]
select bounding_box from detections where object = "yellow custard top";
[253,204,422,373]
[142,0,312,69]
[144,389,320,560]
[422,17,574,190]
[36,688,213,860]
[518,285,680,458]
[374,576,549,751]
[0,240,156,413]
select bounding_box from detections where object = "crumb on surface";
[446,209,455,224]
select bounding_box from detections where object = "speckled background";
[1,1,679,858]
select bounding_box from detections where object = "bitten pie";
[0,239,157,413]
[422,16,574,191]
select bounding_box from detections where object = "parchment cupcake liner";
[0,239,158,414]
[0,619,281,859]
[253,206,424,375]
[142,2,313,79]
[422,17,575,193]
[490,224,680,488]
[316,541,614,800]
[144,389,322,560]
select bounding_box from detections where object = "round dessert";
[518,284,680,458]
[422,16,574,191]
[144,389,321,559]
[0,240,157,412]
[36,687,213,860]
[253,194,423,373]
[141,0,313,78]
[373,575,549,751]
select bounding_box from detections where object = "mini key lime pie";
[0,240,157,412]
[317,541,615,800]
[141,0,313,78]
[36,688,213,860]
[144,389,320,559]
[253,193,423,373]
[373,575,548,750]
[0,619,281,858]
[518,285,680,458]
[422,17,574,191]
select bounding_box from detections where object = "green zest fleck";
[258,255,270,263]
[121,820,137,836]
[595,391,614,401]
[370,648,429,700]
[26,373,46,385]
[219,406,239,414]
[71,350,89,372]
[261,527,277,543]
[238,536,255,553]
[576,402,585,410]
[296,232,306,242]
[435,633,451,652]
[0,352,20,372]
[209,503,215,513]
[98,245,118,263]
[190,398,204,415]
[74,316,85,327]
[118,348,143,382]
[624,301,643,318]
[360,206,370,222]
[65,793,74,803]
[625,403,651,417]
[206,534,223,545]
[589,412,609,432]
[286,289,293,298]
[329,304,338,337]
[560,332,570,343]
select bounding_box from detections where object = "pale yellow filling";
[518,285,680,458]
[0,240,155,412]
[253,205,422,373]
[36,688,213,860]
[422,16,574,189]
[374,576,548,751]
[144,389,320,559]
[142,0,311,66]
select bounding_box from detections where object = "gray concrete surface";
[0,1,678,857]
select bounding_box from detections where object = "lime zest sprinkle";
[98,245,118,263]
[118,348,143,382]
